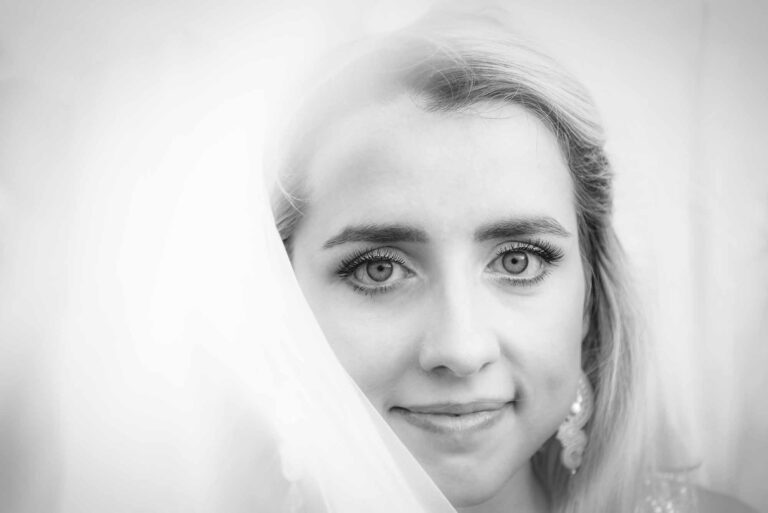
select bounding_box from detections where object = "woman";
[271,9,754,513]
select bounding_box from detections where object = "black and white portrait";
[0,1,765,512]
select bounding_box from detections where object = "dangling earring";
[556,374,594,474]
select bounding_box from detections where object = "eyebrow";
[322,223,428,248]
[474,217,571,241]
[322,216,570,249]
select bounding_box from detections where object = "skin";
[290,96,587,513]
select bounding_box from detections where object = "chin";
[425,458,516,508]
[445,486,502,508]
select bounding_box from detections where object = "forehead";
[299,97,576,242]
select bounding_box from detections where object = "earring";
[556,374,594,474]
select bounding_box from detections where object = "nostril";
[418,294,501,376]
[421,352,496,378]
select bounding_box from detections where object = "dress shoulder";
[637,471,760,513]
[637,471,698,513]
[696,488,760,513]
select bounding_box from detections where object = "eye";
[353,260,399,283]
[489,249,544,281]
[500,251,529,274]
[487,240,564,286]
[337,247,414,295]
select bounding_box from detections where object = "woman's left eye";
[486,241,563,286]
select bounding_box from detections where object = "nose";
[418,279,501,378]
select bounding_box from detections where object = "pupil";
[367,260,394,282]
[502,252,528,274]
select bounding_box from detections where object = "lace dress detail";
[638,471,699,513]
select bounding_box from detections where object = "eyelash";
[335,247,412,297]
[348,282,397,297]
[491,239,564,287]
[336,247,408,279]
[335,239,564,296]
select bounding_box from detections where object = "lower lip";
[391,404,512,435]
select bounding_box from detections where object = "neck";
[456,463,550,513]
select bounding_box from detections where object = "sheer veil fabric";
[0,5,454,508]
[37,94,457,512]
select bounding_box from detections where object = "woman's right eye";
[336,248,414,296]
[351,259,410,286]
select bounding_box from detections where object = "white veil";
[0,84,455,511]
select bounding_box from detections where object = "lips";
[391,400,513,435]
[401,401,510,415]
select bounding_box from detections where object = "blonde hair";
[272,9,652,513]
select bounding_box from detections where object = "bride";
[269,8,756,513]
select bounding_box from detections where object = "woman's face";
[290,97,586,507]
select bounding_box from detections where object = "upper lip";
[399,401,512,415]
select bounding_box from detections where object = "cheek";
[534,320,582,410]
[511,313,582,401]
[290,246,419,408]
[307,298,419,406]
[498,267,585,412]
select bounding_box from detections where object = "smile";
[391,401,514,435]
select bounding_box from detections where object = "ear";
[580,261,593,342]
[581,309,591,340]
[579,302,591,370]
[581,280,592,342]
